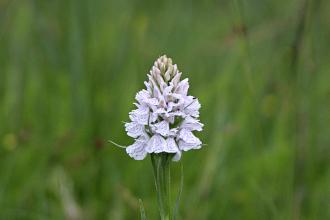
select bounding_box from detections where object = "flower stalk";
[151,153,173,220]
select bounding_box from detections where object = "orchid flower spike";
[125,55,204,161]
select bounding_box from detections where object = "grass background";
[0,0,329,219]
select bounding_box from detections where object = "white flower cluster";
[125,55,203,161]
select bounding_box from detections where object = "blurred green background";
[0,0,329,219]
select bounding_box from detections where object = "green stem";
[151,153,172,220]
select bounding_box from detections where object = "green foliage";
[0,0,329,219]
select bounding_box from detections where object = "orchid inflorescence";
[125,55,204,161]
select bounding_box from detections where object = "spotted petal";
[184,98,200,117]
[152,121,169,136]
[146,134,167,153]
[165,137,179,153]
[129,106,150,125]
[126,137,148,160]
[175,78,189,96]
[179,129,202,145]
[125,122,145,138]
[178,140,201,151]
[180,116,203,131]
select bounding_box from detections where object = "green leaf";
[139,199,147,220]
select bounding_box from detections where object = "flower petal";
[168,111,186,118]
[169,128,178,136]
[180,116,203,131]
[152,121,169,136]
[146,134,167,153]
[184,98,200,117]
[129,106,150,125]
[175,78,189,96]
[126,138,148,160]
[172,150,182,161]
[135,90,150,103]
[170,71,182,88]
[178,140,201,151]
[179,129,202,145]
[165,137,179,153]
[135,89,159,111]
[125,122,145,138]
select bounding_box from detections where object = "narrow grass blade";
[139,199,147,220]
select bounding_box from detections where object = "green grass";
[0,0,329,219]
